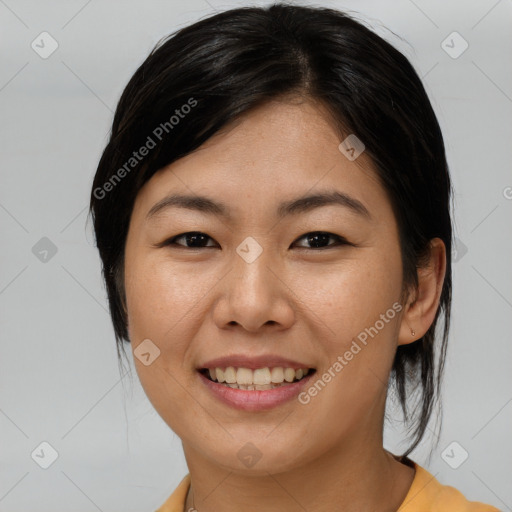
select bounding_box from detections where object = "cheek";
[124,256,210,420]
[294,252,402,343]
[124,255,219,350]
[322,253,402,384]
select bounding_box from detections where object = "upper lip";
[198,354,315,371]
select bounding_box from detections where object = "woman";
[89,3,499,511]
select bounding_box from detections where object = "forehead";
[132,99,388,224]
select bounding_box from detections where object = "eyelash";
[161,231,352,251]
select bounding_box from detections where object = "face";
[123,98,407,474]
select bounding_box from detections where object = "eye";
[292,231,351,250]
[161,231,350,250]
[164,231,218,249]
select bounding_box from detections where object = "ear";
[398,238,447,346]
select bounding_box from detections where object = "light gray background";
[1,0,511,510]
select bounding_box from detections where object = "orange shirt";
[155,461,500,512]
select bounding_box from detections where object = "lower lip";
[197,371,316,411]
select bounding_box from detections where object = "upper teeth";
[208,367,310,385]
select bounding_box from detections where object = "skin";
[123,97,446,512]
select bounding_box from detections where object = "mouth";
[198,366,317,390]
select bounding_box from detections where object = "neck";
[182,437,415,512]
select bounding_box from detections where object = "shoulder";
[156,465,501,512]
[154,474,191,512]
[398,461,501,512]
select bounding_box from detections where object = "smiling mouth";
[199,366,317,390]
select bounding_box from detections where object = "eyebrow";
[145,189,372,222]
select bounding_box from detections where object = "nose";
[212,242,295,333]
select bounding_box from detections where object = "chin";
[201,438,311,476]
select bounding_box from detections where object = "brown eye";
[165,232,217,248]
[293,232,350,250]
[160,231,351,250]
